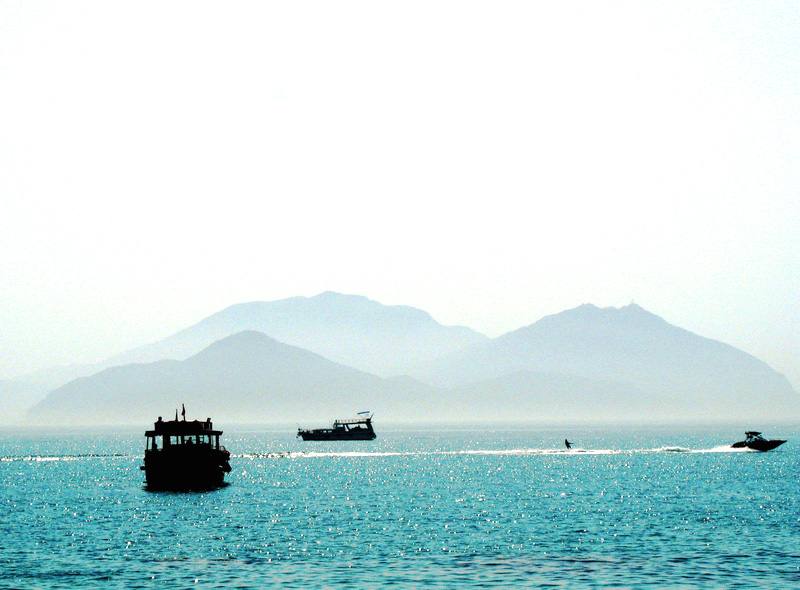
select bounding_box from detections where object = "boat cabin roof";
[333,416,373,425]
[146,419,222,437]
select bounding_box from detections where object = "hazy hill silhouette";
[417,304,798,421]
[28,331,444,425]
[19,298,800,425]
[104,292,488,377]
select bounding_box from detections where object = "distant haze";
[18,293,799,426]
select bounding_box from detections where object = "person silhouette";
[565,439,572,449]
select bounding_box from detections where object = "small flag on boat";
[181,404,186,420]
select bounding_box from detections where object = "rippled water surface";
[2,424,799,588]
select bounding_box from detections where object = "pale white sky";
[2,1,799,388]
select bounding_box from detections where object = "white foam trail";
[241,448,628,459]
[649,446,691,453]
[3,445,762,463]
[454,448,622,456]
[285,445,764,458]
[692,445,753,454]
[236,451,410,459]
[0,456,77,462]
[0,454,131,462]
[296,451,408,458]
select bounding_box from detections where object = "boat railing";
[332,416,373,426]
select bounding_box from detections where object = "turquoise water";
[2,424,799,588]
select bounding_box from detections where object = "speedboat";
[730,431,786,452]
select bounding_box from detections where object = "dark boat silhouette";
[730,431,786,452]
[141,410,232,490]
[298,412,376,441]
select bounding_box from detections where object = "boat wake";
[0,453,131,462]
[454,448,621,456]
[650,446,691,453]
[2,446,760,463]
[691,445,753,453]
[239,444,770,460]
[238,447,698,460]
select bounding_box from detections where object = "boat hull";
[731,439,786,452]
[142,449,231,490]
[298,430,376,441]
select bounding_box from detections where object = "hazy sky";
[2,2,799,388]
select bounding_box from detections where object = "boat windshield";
[146,432,220,451]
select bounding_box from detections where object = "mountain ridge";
[414,303,797,421]
[16,294,800,425]
[29,331,393,424]
[102,291,489,377]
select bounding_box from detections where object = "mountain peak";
[312,290,368,302]
[505,303,646,336]
[305,291,436,323]
[203,330,273,348]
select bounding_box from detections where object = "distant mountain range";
[103,291,488,377]
[18,292,800,425]
[31,331,391,424]
[415,303,799,422]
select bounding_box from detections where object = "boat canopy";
[145,418,222,437]
[333,415,372,426]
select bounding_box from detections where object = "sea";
[2,422,799,589]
